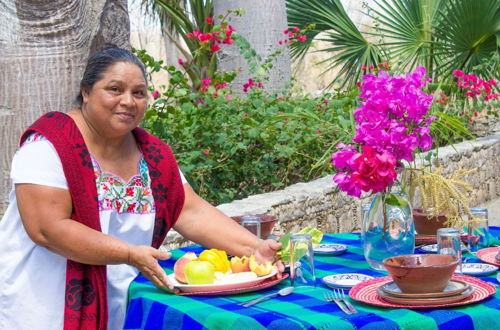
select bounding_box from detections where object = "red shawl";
[20,111,185,330]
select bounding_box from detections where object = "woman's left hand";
[253,239,285,277]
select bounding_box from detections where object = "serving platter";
[349,274,495,309]
[321,273,374,289]
[379,279,469,298]
[169,268,279,294]
[313,243,348,256]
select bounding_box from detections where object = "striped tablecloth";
[124,228,500,329]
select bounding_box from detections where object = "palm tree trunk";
[0,0,130,213]
[214,0,291,96]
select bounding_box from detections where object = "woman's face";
[81,61,147,138]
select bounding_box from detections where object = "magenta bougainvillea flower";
[332,67,434,197]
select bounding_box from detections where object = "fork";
[323,291,352,314]
[337,289,358,314]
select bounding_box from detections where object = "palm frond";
[286,0,384,89]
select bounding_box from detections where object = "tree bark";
[214,0,291,96]
[0,0,130,213]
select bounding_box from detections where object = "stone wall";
[163,131,500,249]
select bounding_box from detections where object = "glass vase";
[362,189,415,270]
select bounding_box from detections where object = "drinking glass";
[289,234,316,287]
[437,228,462,273]
[240,216,262,239]
[467,207,489,252]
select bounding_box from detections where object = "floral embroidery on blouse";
[22,133,155,214]
[92,155,155,214]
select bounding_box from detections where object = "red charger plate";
[477,247,500,266]
[349,274,496,309]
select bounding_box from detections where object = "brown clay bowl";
[382,254,459,294]
[412,208,448,235]
[231,214,277,239]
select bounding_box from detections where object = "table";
[124,228,500,329]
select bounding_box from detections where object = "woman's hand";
[253,239,285,277]
[128,245,179,293]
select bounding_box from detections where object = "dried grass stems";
[403,167,477,228]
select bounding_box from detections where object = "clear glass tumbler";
[289,234,316,287]
[240,216,262,239]
[468,207,489,252]
[437,228,462,273]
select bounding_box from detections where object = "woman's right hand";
[128,245,178,293]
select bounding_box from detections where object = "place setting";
[349,254,496,309]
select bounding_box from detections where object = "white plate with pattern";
[455,263,498,276]
[419,244,467,253]
[313,244,348,256]
[321,273,374,289]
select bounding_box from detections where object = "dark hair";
[76,43,147,105]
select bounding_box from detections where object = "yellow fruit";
[184,260,215,285]
[248,255,274,276]
[198,249,231,273]
[230,256,250,273]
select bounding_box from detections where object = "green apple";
[184,260,215,285]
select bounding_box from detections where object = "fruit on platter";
[184,260,216,285]
[230,256,250,273]
[248,255,274,276]
[173,252,197,283]
[198,249,231,273]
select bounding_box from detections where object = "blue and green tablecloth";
[124,228,500,329]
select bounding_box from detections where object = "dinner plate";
[456,263,499,276]
[419,244,467,253]
[321,273,374,289]
[477,247,500,266]
[349,274,496,309]
[376,286,474,305]
[169,268,278,294]
[313,243,348,256]
[380,279,469,298]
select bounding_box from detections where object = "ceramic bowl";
[231,214,277,239]
[382,254,460,294]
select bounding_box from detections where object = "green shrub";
[139,56,357,204]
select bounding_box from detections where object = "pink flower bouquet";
[332,67,435,197]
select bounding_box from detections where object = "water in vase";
[362,193,415,271]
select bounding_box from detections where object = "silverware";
[238,286,294,307]
[323,291,352,314]
[337,289,358,314]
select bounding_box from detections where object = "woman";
[0,45,283,330]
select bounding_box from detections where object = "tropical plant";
[286,0,500,88]
[136,49,355,205]
[286,0,384,89]
[140,0,240,90]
